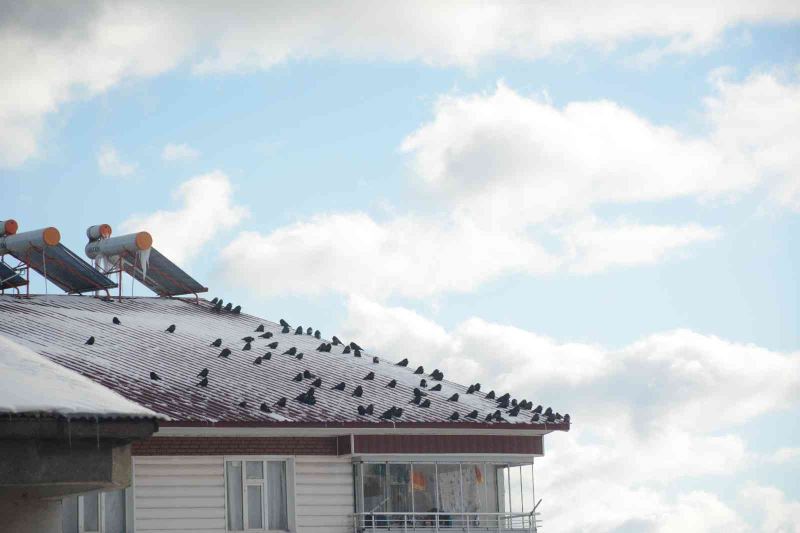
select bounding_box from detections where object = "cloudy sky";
[2,2,800,531]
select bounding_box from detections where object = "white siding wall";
[294,456,354,533]
[132,455,354,533]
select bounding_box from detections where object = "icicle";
[139,247,151,280]
[95,415,100,449]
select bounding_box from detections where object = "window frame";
[64,489,129,533]
[224,455,294,533]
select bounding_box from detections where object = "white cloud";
[3,1,799,167]
[162,142,200,161]
[97,144,137,177]
[120,171,248,264]
[741,485,800,532]
[339,297,800,532]
[765,447,800,464]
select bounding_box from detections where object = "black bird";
[410,395,421,405]
[218,348,231,358]
[293,373,303,382]
[342,346,351,354]
[493,410,504,422]
[449,412,460,421]
[497,393,511,403]
[150,371,161,380]
[268,341,278,349]
[210,338,222,347]
[430,384,442,391]
[472,383,481,392]
[295,353,303,360]
[412,387,425,398]
[242,342,252,351]
[242,336,255,343]
[112,317,121,325]
[259,332,273,339]
[197,368,209,378]
[420,379,427,388]
[211,297,218,304]
[485,390,496,400]
[253,356,262,365]
[546,413,556,423]
[311,377,322,387]
[279,319,290,327]
[353,349,362,358]
[255,324,265,332]
[363,372,375,380]
[364,404,374,415]
[283,347,297,355]
[485,413,495,422]
[394,408,404,418]
[332,336,342,345]
[555,413,562,420]
[314,330,321,339]
[232,305,241,314]
[508,405,521,417]
[544,407,553,416]
[282,325,290,334]
[224,303,232,311]
[511,399,518,407]
[430,369,444,381]
[332,382,346,391]
[260,403,271,413]
[380,407,400,420]
[564,414,571,423]
[275,397,287,407]
[357,405,368,416]
[414,366,424,374]
[316,343,329,352]
[372,356,379,364]
[386,379,397,388]
[496,398,510,409]
[466,385,475,394]
[294,326,303,335]
[198,377,208,387]
[263,352,272,360]
[465,410,478,419]
[531,413,540,422]
[296,388,316,405]
[85,336,95,345]
[306,327,313,335]
[448,393,459,402]
[419,399,431,408]
[352,385,363,397]
[303,370,314,379]
[213,300,223,312]
[238,401,247,408]
[533,405,543,414]
[350,342,362,350]
[165,324,176,333]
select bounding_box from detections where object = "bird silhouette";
[306,327,313,335]
[197,368,209,378]
[242,336,255,343]
[430,369,444,381]
[303,370,314,379]
[546,413,556,422]
[363,372,375,380]
[430,384,442,391]
[295,353,303,360]
[280,319,290,327]
[311,377,322,387]
[352,386,363,397]
[224,303,232,311]
[342,346,351,354]
[112,317,121,325]
[150,371,161,380]
[232,305,241,314]
[218,348,231,358]
[449,412,460,421]
[414,366,424,374]
[85,336,95,345]
[210,338,222,347]
[263,352,272,360]
[353,349,362,358]
[419,399,431,408]
[238,401,247,408]
[294,326,303,335]
[314,330,321,339]
[332,382,346,391]
[372,356,379,364]
[386,379,397,388]
[531,413,540,422]
[259,332,273,339]
[283,347,297,355]
[242,342,252,351]
[497,398,510,409]
[544,407,553,416]
[331,336,342,345]
[165,324,176,333]
[213,301,223,312]
[281,325,290,333]
[211,297,218,304]
[260,403,271,413]
[448,393,459,402]
[253,356,262,365]
[419,379,427,388]
[396,358,409,367]
[267,341,278,349]
[255,325,265,332]
[350,342,363,351]
[485,390,495,400]
[380,407,399,419]
[533,405,543,414]
[497,393,511,403]
[198,377,208,387]
[276,397,287,407]
[465,410,478,419]
[364,404,374,415]
[485,413,494,422]
[564,414,571,423]
[508,405,521,417]
[357,405,368,416]
[293,373,303,382]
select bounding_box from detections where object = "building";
[0,293,569,533]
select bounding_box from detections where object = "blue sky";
[2,3,799,531]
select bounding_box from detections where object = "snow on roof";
[0,332,164,419]
[0,295,567,430]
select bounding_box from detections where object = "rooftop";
[0,295,568,431]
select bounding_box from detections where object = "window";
[61,489,128,533]
[225,458,290,531]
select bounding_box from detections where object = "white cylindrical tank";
[1,219,18,237]
[86,224,112,241]
[0,227,60,255]
[85,231,152,259]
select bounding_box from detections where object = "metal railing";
[353,510,541,532]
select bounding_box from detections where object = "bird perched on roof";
[238,401,247,408]
[350,342,362,351]
[293,373,303,382]
[296,387,316,405]
[508,405,521,417]
[485,413,495,422]
[85,336,95,345]
[496,397,510,409]
[419,379,427,388]
[295,352,303,360]
[281,325,290,334]
[267,341,278,349]
[255,324,265,332]
[465,410,478,419]
[242,336,255,343]
[224,303,232,311]
[305,327,312,335]
[210,338,222,347]
[197,368,209,378]
[447,393,459,402]
[449,412,460,421]
[544,407,553,416]
[259,332,273,339]
[261,352,272,361]
[332,382,346,391]
[150,371,161,381]
[213,300,223,312]
[218,348,231,358]
[275,397,287,407]
[466,383,481,394]
[493,410,504,422]
[357,405,369,416]
[332,336,342,345]
[485,390,495,400]
[410,395,421,405]
[294,326,303,335]
[211,297,218,304]
[242,342,252,351]
[353,348,362,357]
[316,343,331,352]
[165,324,176,333]
[380,406,402,420]
[280,319,290,327]
[511,399,518,407]
[253,356,262,365]
[352,386,363,397]
[546,413,556,423]
[386,379,397,388]
[232,305,241,315]
[496,392,510,403]
[533,405,543,414]
[531,413,540,422]
[303,370,315,379]
[260,403,271,413]
[198,377,208,387]
[363,372,375,380]
[314,330,321,339]
[419,399,431,408]
[564,414,571,423]
[311,377,322,387]
[414,366,424,374]
[342,346,351,354]
[112,317,121,325]
[283,347,297,355]
[430,384,442,391]
[430,369,444,381]
[372,357,379,364]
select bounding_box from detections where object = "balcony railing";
[353,510,541,532]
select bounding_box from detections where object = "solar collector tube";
[0,227,60,255]
[85,231,152,259]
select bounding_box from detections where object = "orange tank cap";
[135,231,153,250]
[3,219,18,235]
[99,223,112,238]
[42,227,60,246]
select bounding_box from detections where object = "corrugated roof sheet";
[0,295,567,430]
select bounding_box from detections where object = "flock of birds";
[83,297,570,426]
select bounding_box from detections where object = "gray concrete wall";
[0,498,62,533]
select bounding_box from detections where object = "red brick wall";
[353,434,543,455]
[132,436,340,456]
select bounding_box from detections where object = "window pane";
[247,485,264,529]
[521,464,534,512]
[83,492,100,532]
[461,464,483,513]
[484,464,500,513]
[411,463,437,514]
[104,489,126,533]
[61,495,79,533]
[494,465,510,513]
[387,464,411,514]
[362,463,386,526]
[437,463,462,515]
[509,465,523,513]
[246,461,264,480]
[226,461,244,531]
[267,461,288,530]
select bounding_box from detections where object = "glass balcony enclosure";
[354,460,538,531]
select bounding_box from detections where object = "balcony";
[353,510,541,532]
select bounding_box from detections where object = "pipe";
[0,227,60,255]
[86,224,112,241]
[1,219,19,237]
[85,231,152,259]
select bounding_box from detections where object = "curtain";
[267,461,288,530]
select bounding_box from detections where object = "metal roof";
[0,295,568,431]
